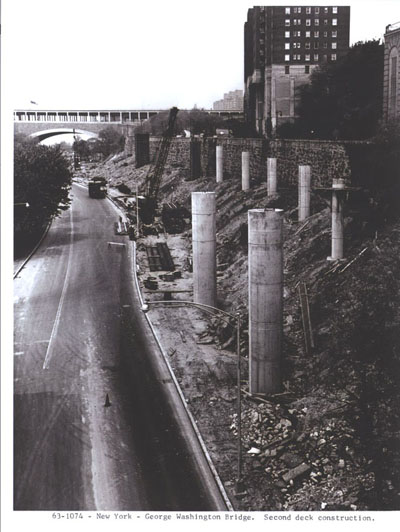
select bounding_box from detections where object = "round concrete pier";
[216,146,223,183]
[298,165,311,221]
[242,152,250,190]
[248,208,283,395]
[191,192,217,307]
[267,158,277,196]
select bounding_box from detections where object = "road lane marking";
[43,206,74,370]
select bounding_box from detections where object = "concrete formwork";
[298,165,311,221]
[191,192,217,307]
[267,157,277,196]
[242,152,250,190]
[248,208,283,395]
[216,146,223,183]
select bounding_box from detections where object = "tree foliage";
[73,127,125,161]
[14,135,72,241]
[277,40,384,139]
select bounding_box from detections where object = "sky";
[2,0,400,112]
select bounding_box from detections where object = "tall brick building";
[244,5,350,136]
[383,22,400,121]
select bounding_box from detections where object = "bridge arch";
[30,128,99,142]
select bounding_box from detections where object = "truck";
[88,177,107,198]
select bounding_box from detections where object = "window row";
[285,42,337,49]
[285,7,338,15]
[285,30,337,38]
[285,18,337,26]
[285,53,337,61]
[285,65,311,74]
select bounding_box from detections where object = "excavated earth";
[75,153,400,512]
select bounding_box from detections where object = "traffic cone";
[104,394,111,407]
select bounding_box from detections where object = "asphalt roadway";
[13,183,228,511]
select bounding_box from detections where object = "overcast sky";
[2,0,400,111]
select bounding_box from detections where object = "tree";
[14,135,72,245]
[278,40,384,139]
[96,126,125,157]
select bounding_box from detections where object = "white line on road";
[42,206,74,370]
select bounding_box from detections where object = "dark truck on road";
[88,177,107,198]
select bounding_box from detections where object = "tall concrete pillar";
[248,208,283,395]
[216,146,223,183]
[242,152,250,190]
[298,165,311,222]
[329,178,345,260]
[191,192,216,307]
[267,157,277,196]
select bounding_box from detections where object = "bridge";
[14,108,244,141]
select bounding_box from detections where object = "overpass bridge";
[14,108,244,141]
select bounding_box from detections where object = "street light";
[142,299,243,491]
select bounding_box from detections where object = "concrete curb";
[132,240,234,512]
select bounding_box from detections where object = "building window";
[314,53,319,61]
[333,18,337,26]
[285,31,290,38]
[305,54,310,61]
[324,19,328,25]
[306,19,311,26]
[306,31,311,38]
[314,42,319,49]
[306,7,311,14]
[285,19,290,26]
[332,7,338,14]
[305,42,310,49]
[315,18,319,26]
[293,19,301,25]
[315,7,320,14]
[293,30,301,37]
[285,54,290,61]
[314,31,319,37]
[331,54,337,61]
[324,7,329,13]
[332,30,337,37]
[324,31,328,37]
[305,65,310,73]
[332,42,337,49]
[285,43,290,50]
[323,42,328,49]
[285,7,290,14]
[285,65,290,74]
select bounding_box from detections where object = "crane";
[140,106,179,224]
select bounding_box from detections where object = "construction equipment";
[88,177,107,198]
[140,107,179,224]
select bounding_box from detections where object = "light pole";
[142,299,243,491]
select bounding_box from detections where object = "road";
[14,183,228,511]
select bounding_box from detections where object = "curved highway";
[14,183,228,511]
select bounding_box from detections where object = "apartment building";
[244,5,350,136]
[383,22,400,121]
[213,90,244,111]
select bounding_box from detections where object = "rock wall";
[148,136,371,188]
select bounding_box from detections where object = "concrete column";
[329,178,345,260]
[191,192,216,307]
[298,165,311,221]
[248,208,283,395]
[267,157,277,196]
[216,145,223,183]
[242,152,250,190]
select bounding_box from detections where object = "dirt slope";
[76,153,400,511]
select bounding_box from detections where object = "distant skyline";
[2,0,400,112]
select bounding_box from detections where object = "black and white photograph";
[1,0,400,530]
